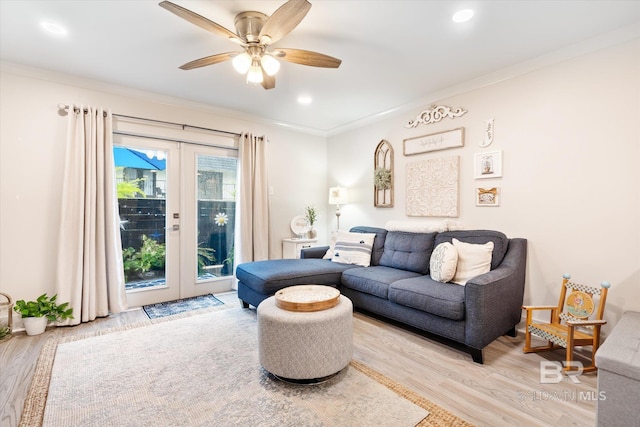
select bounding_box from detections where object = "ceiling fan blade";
[261,71,276,90]
[273,48,341,68]
[159,1,243,44]
[179,52,236,70]
[259,0,311,45]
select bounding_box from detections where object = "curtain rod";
[57,104,241,137]
[113,130,239,151]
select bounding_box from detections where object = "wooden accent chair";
[522,274,610,372]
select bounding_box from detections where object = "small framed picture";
[474,150,502,179]
[476,187,500,207]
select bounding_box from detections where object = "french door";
[114,135,237,307]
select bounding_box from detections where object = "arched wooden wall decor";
[374,140,394,207]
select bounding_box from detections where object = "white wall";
[326,39,640,332]
[0,64,327,305]
[2,38,638,334]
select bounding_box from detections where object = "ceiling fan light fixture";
[261,54,280,76]
[232,52,252,74]
[247,60,264,84]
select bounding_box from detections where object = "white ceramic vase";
[23,316,48,336]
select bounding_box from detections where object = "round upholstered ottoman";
[257,292,353,382]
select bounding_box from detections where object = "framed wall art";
[476,187,500,207]
[474,150,502,179]
[403,127,464,156]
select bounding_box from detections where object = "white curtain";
[55,105,128,325]
[234,133,270,271]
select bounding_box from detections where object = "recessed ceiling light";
[452,9,474,23]
[40,21,68,36]
[297,95,312,105]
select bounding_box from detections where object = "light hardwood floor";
[1,291,597,427]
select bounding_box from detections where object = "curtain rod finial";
[57,103,69,116]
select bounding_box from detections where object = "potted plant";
[13,293,74,336]
[305,205,318,239]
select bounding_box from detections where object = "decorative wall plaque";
[406,155,459,217]
[403,127,464,156]
[479,118,494,147]
[404,105,467,129]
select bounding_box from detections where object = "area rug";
[142,293,224,319]
[20,308,472,427]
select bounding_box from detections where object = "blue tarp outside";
[113,147,166,170]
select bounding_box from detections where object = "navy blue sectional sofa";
[235,226,527,363]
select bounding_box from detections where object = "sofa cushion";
[389,276,466,321]
[236,259,357,295]
[378,231,437,274]
[331,230,376,267]
[341,266,422,299]
[435,230,508,270]
[430,242,458,283]
[451,239,494,286]
[350,226,388,266]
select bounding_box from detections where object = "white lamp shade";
[232,52,251,74]
[260,54,280,76]
[329,186,349,205]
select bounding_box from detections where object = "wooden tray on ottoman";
[275,285,340,312]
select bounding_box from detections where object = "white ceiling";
[2,1,640,133]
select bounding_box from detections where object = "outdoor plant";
[122,235,166,281]
[223,245,234,269]
[197,245,216,274]
[116,167,146,199]
[138,235,166,271]
[13,293,74,322]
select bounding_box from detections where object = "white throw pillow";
[451,238,494,286]
[323,231,338,259]
[331,230,376,267]
[429,242,458,283]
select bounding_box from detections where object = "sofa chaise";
[236,226,527,363]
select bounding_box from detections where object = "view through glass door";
[114,136,236,307]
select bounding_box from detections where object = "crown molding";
[0,61,328,137]
[326,22,640,137]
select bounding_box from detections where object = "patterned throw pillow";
[451,238,494,286]
[429,242,458,283]
[331,230,376,267]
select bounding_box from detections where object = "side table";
[282,238,318,259]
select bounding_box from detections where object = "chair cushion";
[341,266,422,299]
[389,276,466,321]
[379,231,437,274]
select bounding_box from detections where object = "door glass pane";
[115,146,168,291]
[196,155,236,280]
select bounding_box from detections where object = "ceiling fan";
[159,0,342,90]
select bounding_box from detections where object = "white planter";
[23,316,48,336]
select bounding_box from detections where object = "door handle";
[167,224,180,231]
